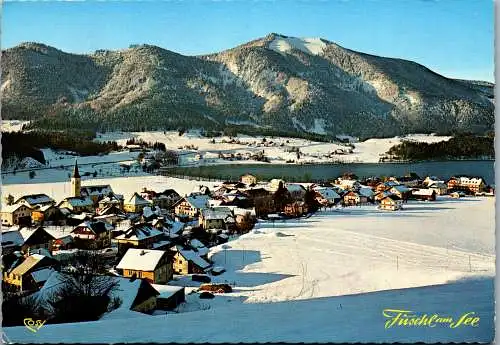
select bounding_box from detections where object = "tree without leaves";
[45,250,120,324]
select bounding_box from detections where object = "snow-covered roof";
[69,213,90,220]
[314,187,340,201]
[126,193,151,206]
[60,196,93,207]
[190,239,205,249]
[412,189,435,196]
[108,277,144,311]
[31,268,55,283]
[42,226,73,239]
[19,227,55,243]
[81,185,113,196]
[151,284,184,299]
[74,221,114,234]
[178,250,211,270]
[338,179,359,187]
[1,230,24,247]
[181,195,210,210]
[428,182,447,188]
[195,247,209,257]
[143,206,161,218]
[208,199,224,207]
[455,177,484,185]
[286,184,306,193]
[1,203,32,213]
[98,196,122,205]
[114,224,163,241]
[358,187,374,198]
[59,207,72,215]
[162,219,184,235]
[15,194,55,206]
[191,185,210,195]
[231,207,256,217]
[38,204,57,212]
[116,248,167,271]
[390,185,411,193]
[201,207,232,220]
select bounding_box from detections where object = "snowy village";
[1,0,495,343]
[1,154,495,341]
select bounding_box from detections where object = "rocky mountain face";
[1,34,494,138]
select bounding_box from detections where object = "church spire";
[71,160,82,198]
[72,160,81,178]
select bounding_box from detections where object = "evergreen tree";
[4,194,14,206]
[273,181,291,212]
[304,187,320,213]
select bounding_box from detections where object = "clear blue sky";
[2,0,494,82]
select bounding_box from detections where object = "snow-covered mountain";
[1,34,494,137]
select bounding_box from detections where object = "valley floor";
[3,192,495,343]
[95,130,453,165]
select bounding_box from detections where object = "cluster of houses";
[1,162,256,316]
[1,162,493,318]
[326,174,491,211]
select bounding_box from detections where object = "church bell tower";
[71,160,81,197]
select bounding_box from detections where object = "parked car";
[199,283,232,293]
[100,247,118,258]
[192,274,211,283]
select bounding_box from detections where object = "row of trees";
[386,135,494,161]
[2,131,120,168]
[125,138,167,151]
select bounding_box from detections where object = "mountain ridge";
[1,34,494,138]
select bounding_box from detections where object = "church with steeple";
[65,160,120,208]
[71,160,81,197]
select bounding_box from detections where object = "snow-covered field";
[208,197,494,304]
[39,149,137,168]
[95,130,452,165]
[4,194,495,343]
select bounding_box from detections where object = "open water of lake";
[168,161,494,184]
